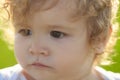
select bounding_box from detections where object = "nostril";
[40,50,49,56]
[29,47,49,56]
[29,48,34,55]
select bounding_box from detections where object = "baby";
[0,0,120,80]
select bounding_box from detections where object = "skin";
[14,0,105,80]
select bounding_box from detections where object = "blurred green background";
[0,0,120,73]
[101,0,120,72]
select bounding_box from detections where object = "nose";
[29,43,49,56]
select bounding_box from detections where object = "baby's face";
[14,1,95,80]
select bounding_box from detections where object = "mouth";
[31,62,52,69]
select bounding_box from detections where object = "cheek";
[14,34,31,53]
[52,43,94,78]
[14,36,30,64]
[51,36,91,70]
[53,41,89,69]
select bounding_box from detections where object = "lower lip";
[31,63,50,69]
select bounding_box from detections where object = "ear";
[92,27,112,55]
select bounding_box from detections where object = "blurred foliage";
[0,0,17,68]
[101,0,120,72]
[0,25,17,68]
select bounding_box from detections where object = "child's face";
[14,1,96,80]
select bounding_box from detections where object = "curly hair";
[3,0,117,44]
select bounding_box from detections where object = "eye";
[50,31,66,39]
[18,29,32,36]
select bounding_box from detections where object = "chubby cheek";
[14,36,30,65]
[52,41,90,76]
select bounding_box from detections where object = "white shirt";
[95,66,120,80]
[0,65,26,80]
[0,64,120,80]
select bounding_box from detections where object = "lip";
[31,62,51,68]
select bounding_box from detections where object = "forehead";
[22,1,87,36]
[51,0,77,13]
[27,0,87,28]
[28,0,78,20]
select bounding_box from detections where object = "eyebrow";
[48,25,77,31]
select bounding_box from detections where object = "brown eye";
[18,29,32,36]
[50,31,65,39]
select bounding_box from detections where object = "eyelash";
[50,30,66,39]
[18,29,32,36]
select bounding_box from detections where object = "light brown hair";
[3,0,116,44]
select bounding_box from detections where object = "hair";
[3,0,116,44]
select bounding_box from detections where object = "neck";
[68,69,102,80]
[82,73,99,80]
[58,70,99,80]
